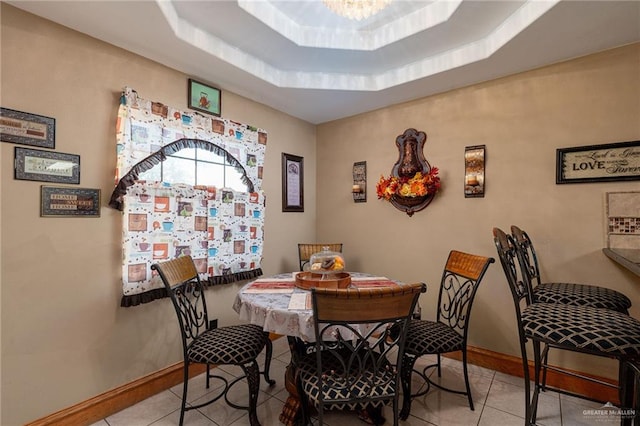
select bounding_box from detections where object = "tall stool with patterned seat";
[493,227,640,426]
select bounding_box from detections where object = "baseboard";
[25,332,281,426]
[26,338,618,425]
[445,346,619,404]
[25,362,208,426]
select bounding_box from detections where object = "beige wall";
[316,43,640,380]
[2,3,639,425]
[0,5,316,425]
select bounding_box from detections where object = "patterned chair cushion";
[403,320,463,356]
[522,303,640,357]
[534,282,631,313]
[188,324,266,365]
[297,349,394,411]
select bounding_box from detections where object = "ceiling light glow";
[322,0,392,21]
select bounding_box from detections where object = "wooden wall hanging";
[376,128,440,216]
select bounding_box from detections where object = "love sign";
[556,140,640,184]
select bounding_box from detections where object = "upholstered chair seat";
[188,324,269,365]
[522,303,640,357]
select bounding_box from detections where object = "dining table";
[233,271,413,426]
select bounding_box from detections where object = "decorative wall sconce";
[464,145,485,198]
[376,128,441,216]
[352,161,367,203]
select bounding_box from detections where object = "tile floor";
[91,337,619,426]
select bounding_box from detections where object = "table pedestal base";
[278,363,301,426]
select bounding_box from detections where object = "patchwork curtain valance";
[111,88,268,307]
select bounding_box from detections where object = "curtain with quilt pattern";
[110,88,267,307]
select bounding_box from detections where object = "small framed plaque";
[41,186,101,217]
[15,147,80,184]
[1,107,55,148]
[282,153,304,212]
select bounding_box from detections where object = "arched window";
[138,143,249,191]
[111,88,267,307]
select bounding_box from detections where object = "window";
[138,146,248,192]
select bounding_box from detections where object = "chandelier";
[322,0,392,21]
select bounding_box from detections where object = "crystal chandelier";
[322,0,392,21]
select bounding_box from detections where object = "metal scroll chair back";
[297,283,425,426]
[511,224,631,313]
[437,250,495,335]
[493,228,533,309]
[152,255,274,426]
[153,255,209,344]
[298,243,343,271]
[400,250,494,418]
[509,225,543,289]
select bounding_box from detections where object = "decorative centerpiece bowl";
[296,246,350,289]
[295,272,351,290]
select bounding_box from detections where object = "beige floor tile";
[105,390,182,426]
[478,405,525,426]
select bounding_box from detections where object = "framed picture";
[15,147,80,184]
[1,107,55,148]
[464,145,485,198]
[40,186,101,217]
[282,153,304,212]
[188,78,221,117]
[556,140,640,184]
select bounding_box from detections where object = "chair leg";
[206,363,211,389]
[295,370,312,426]
[179,360,190,426]
[461,347,475,411]
[400,353,418,420]
[531,339,542,426]
[262,333,276,386]
[619,359,635,426]
[519,336,533,426]
[241,360,262,426]
[540,343,550,391]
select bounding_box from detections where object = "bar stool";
[493,227,640,426]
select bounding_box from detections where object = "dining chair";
[152,255,275,426]
[296,282,425,426]
[511,225,631,313]
[298,243,343,271]
[493,227,640,426]
[399,250,494,418]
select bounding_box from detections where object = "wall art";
[1,107,55,148]
[376,128,440,216]
[282,153,304,212]
[15,147,80,184]
[188,78,221,117]
[556,140,640,184]
[464,145,485,198]
[352,161,367,203]
[41,186,101,217]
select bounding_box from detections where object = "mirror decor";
[376,128,440,216]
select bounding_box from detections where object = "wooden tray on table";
[295,272,351,290]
